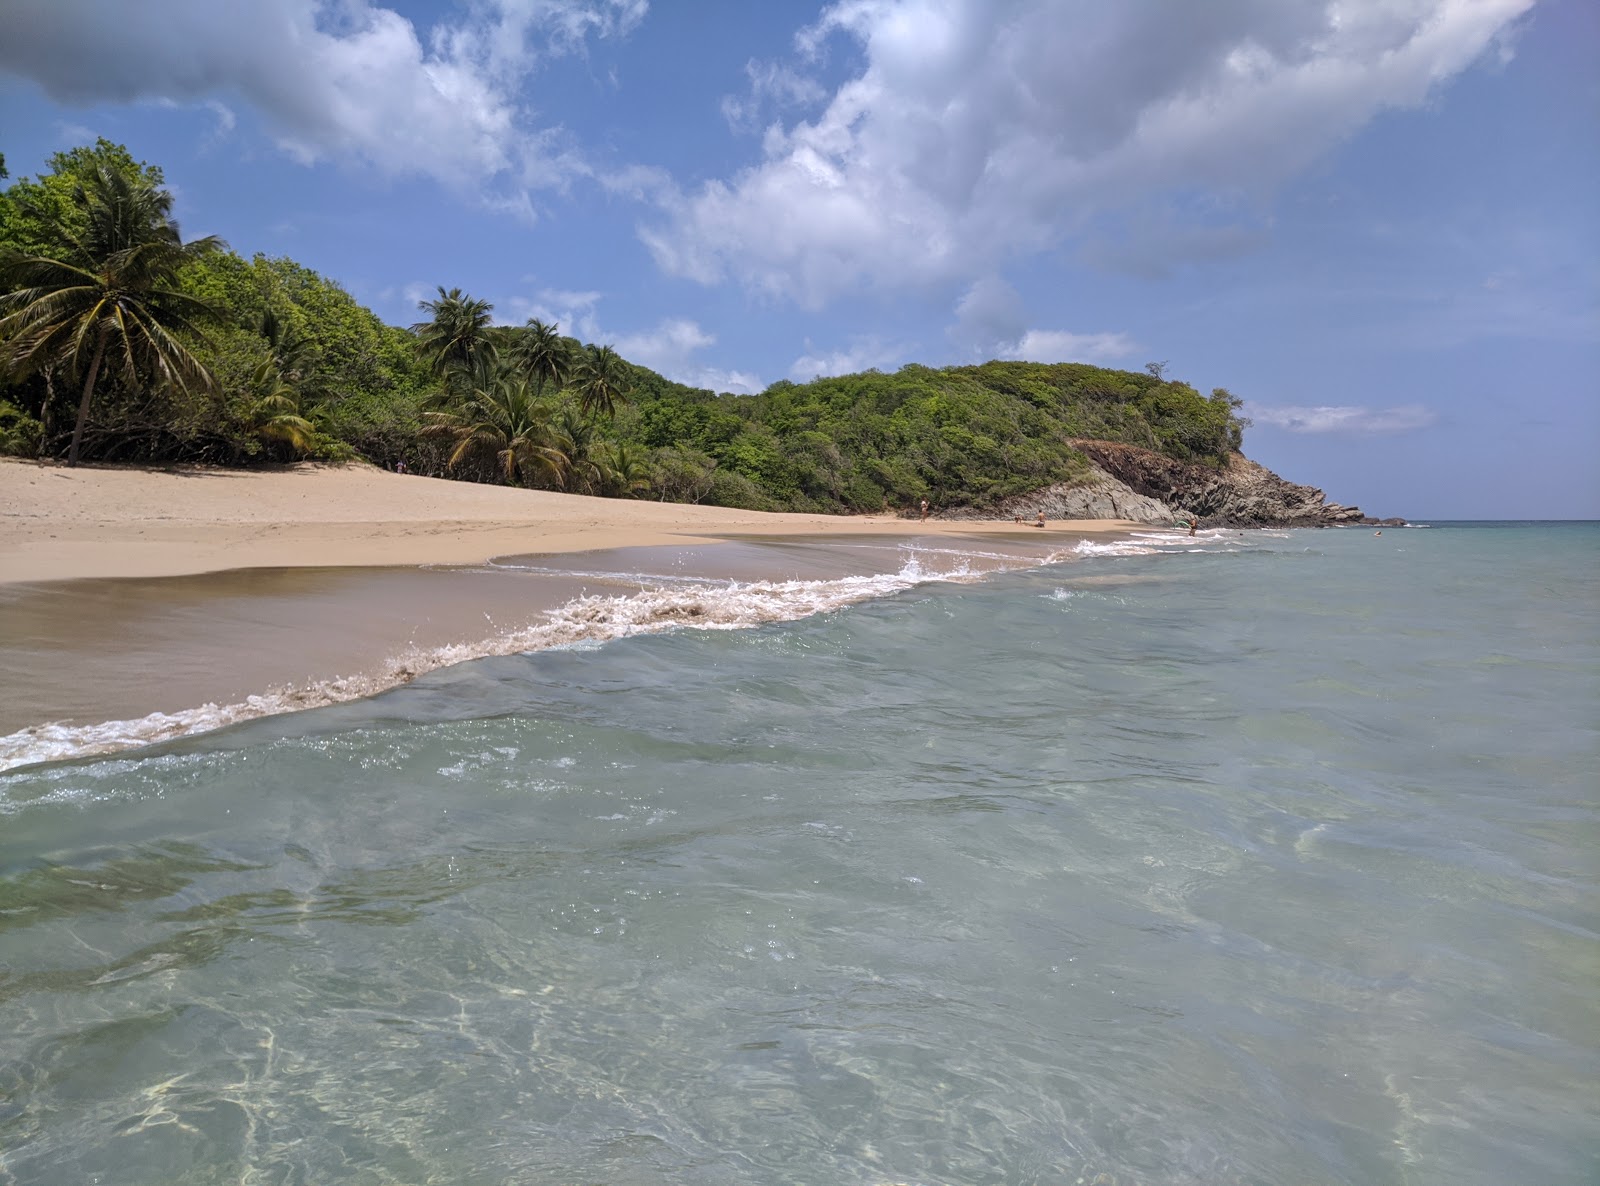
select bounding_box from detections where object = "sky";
[2,0,1595,518]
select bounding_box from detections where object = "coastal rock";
[940,473,1175,523]
[1067,440,1394,527]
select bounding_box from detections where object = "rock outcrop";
[933,440,1398,527]
[1067,441,1379,527]
[939,471,1175,523]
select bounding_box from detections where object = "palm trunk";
[40,365,57,458]
[67,331,108,467]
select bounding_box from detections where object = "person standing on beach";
[1188,516,1198,537]
[920,498,930,521]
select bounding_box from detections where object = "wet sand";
[0,538,930,734]
[0,460,1136,768]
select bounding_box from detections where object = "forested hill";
[0,140,1250,515]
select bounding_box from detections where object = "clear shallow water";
[1,524,1596,1185]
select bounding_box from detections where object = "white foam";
[0,557,949,774]
[4,531,1223,774]
[1072,538,1162,557]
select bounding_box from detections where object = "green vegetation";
[0,141,1248,512]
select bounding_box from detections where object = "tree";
[553,402,603,493]
[0,164,223,465]
[572,342,630,419]
[411,286,497,390]
[0,139,164,260]
[512,318,571,399]
[602,440,652,497]
[424,374,567,486]
[1210,386,1249,453]
[242,359,317,457]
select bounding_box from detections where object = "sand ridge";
[0,459,1137,583]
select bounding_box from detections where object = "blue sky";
[2,0,1595,517]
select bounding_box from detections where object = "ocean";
[1,523,1595,1185]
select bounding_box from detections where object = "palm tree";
[424,375,567,487]
[553,403,602,493]
[511,318,571,399]
[259,308,316,384]
[0,166,223,465]
[602,440,653,498]
[411,286,497,390]
[243,359,317,457]
[571,342,630,419]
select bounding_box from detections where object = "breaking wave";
[0,556,979,773]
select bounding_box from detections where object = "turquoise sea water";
[1,524,1596,1185]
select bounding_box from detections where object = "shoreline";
[0,473,1153,769]
[0,459,1138,584]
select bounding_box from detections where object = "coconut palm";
[512,318,571,399]
[602,440,653,498]
[424,374,567,487]
[571,342,630,420]
[411,286,497,389]
[259,308,316,383]
[0,165,223,465]
[243,359,317,457]
[553,403,605,494]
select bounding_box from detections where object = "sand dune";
[0,459,1135,583]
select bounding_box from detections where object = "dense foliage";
[0,141,1248,512]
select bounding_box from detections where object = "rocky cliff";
[1071,441,1375,526]
[939,440,1399,527]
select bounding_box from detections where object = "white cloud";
[644,0,1535,306]
[0,0,646,205]
[507,288,604,338]
[506,291,760,393]
[1247,402,1440,434]
[948,277,1134,364]
[790,336,909,380]
[613,318,763,394]
[721,60,828,133]
[1007,330,1138,365]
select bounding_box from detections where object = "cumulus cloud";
[790,336,910,380]
[1247,402,1440,434]
[0,0,646,204]
[507,290,760,394]
[613,318,763,394]
[643,0,1535,306]
[1007,330,1138,365]
[721,61,828,133]
[948,277,1134,364]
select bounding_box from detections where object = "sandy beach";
[0,459,1134,583]
[0,459,1139,767]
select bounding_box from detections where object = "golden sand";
[0,459,1135,583]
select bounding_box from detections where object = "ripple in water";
[1,524,1596,1184]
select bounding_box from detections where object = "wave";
[0,553,994,774]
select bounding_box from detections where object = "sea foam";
[0,554,964,772]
